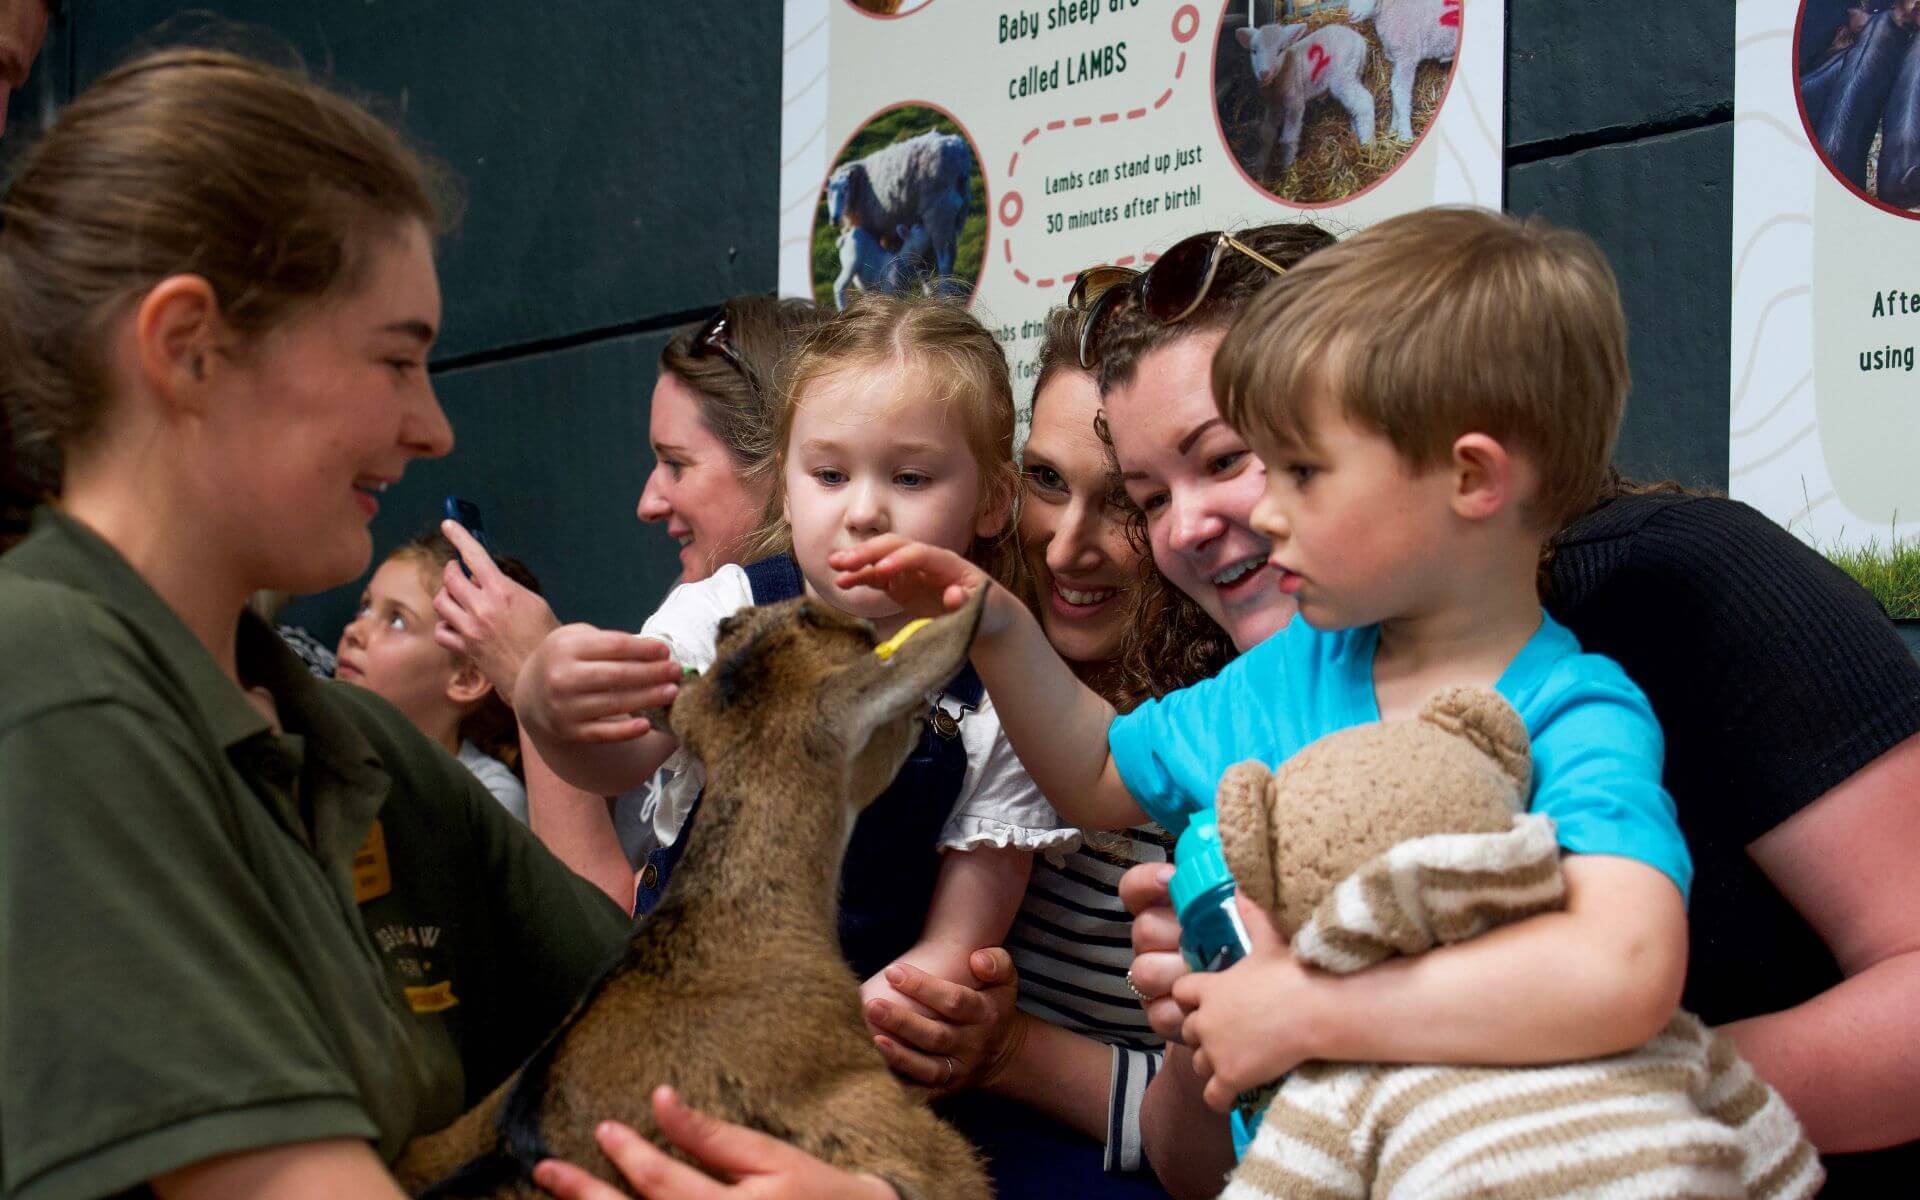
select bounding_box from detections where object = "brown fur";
[395,594,993,1199]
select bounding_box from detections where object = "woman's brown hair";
[1091,221,1339,395]
[656,295,830,477]
[0,46,451,546]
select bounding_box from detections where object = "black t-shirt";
[1548,491,1920,1187]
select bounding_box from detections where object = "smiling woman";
[0,47,632,1199]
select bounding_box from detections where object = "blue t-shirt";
[1108,612,1692,901]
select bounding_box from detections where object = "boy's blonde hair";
[1213,207,1629,530]
[748,291,1026,592]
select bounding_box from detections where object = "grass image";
[1824,533,1920,619]
[810,105,988,308]
[1215,5,1453,205]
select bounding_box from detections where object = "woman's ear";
[445,659,493,708]
[132,274,226,414]
[1449,433,1514,523]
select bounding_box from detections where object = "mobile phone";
[443,496,489,577]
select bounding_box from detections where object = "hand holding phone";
[443,496,488,578]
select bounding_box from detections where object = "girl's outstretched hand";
[531,1088,898,1200]
[433,519,560,699]
[829,536,1008,635]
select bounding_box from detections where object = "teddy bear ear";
[1214,760,1278,913]
[1416,686,1532,801]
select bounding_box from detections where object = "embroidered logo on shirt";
[352,820,393,903]
[404,981,459,1013]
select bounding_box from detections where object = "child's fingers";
[827,535,912,573]
[1190,1045,1213,1080]
[1201,1076,1237,1115]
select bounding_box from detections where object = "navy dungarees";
[633,555,982,981]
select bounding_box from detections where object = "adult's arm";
[153,1140,406,1200]
[1139,1046,1235,1200]
[1723,730,1920,1152]
[521,730,635,910]
[830,535,1141,830]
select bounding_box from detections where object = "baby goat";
[395,593,993,1200]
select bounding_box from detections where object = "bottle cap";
[1169,815,1237,916]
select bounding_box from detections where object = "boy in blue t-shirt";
[833,207,1690,1121]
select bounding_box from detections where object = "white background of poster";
[1732,2,1920,552]
[779,0,1504,418]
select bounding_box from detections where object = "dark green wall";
[5,1,1735,644]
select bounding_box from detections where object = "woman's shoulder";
[0,570,177,730]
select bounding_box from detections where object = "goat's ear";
[831,588,987,743]
[1235,25,1254,48]
[1279,23,1309,49]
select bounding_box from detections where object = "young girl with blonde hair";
[517,291,1075,1033]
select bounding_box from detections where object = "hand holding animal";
[1198,687,1823,1200]
[394,593,994,1200]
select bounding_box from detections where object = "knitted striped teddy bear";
[1211,686,1822,1200]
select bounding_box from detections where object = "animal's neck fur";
[649,725,852,960]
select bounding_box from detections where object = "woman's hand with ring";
[1120,862,1191,1042]
[863,949,1022,1098]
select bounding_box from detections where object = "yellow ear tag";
[874,618,931,661]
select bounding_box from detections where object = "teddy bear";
[1208,685,1822,1200]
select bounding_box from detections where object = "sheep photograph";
[1796,0,1920,213]
[811,104,987,309]
[1214,0,1460,205]
[846,0,935,15]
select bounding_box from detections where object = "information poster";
[778,0,1505,412]
[1732,1,1920,567]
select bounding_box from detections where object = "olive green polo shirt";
[0,509,629,1200]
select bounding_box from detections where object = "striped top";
[1006,824,1171,1172]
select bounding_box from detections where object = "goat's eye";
[716,614,743,641]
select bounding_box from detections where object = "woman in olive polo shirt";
[0,48,651,1199]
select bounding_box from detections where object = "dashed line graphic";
[996,3,1200,289]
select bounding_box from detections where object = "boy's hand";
[1172,897,1316,1112]
[828,537,1012,636]
[515,627,681,745]
[433,519,560,699]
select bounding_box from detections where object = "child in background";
[337,530,540,823]
[516,292,1077,1032]
[834,208,1694,1128]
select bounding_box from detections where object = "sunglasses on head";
[687,307,754,384]
[1067,231,1289,370]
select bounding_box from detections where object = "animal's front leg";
[1250,100,1281,177]
[1389,55,1418,139]
[1278,94,1307,172]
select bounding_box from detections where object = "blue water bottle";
[1169,815,1263,1157]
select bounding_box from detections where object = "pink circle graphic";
[999,191,1024,227]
